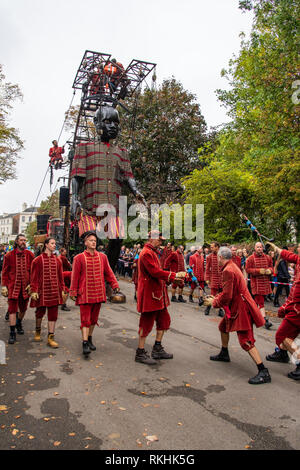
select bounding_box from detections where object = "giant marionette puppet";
[70,103,146,277]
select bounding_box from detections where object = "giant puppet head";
[94,104,120,142]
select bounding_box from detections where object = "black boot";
[171,295,178,302]
[264,318,273,329]
[287,364,300,381]
[8,330,16,344]
[204,306,211,316]
[189,294,194,303]
[61,304,71,311]
[266,348,289,363]
[248,368,271,385]
[210,347,230,362]
[5,311,9,321]
[82,341,91,356]
[87,336,96,351]
[135,348,157,365]
[178,295,186,303]
[198,297,204,306]
[218,309,224,317]
[16,317,24,335]
[152,343,173,360]
[273,299,280,307]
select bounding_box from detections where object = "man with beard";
[1,234,34,344]
[204,246,271,385]
[204,242,224,317]
[246,242,273,329]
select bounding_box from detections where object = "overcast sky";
[0,0,253,214]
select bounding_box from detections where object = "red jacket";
[164,250,185,273]
[70,251,118,305]
[49,146,64,162]
[232,255,242,271]
[205,253,222,289]
[278,250,300,316]
[160,246,172,268]
[30,253,65,307]
[137,243,176,313]
[189,253,204,281]
[1,249,34,299]
[246,253,273,295]
[213,260,265,331]
[57,254,71,271]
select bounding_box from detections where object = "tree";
[0,64,24,183]
[38,190,60,218]
[184,0,300,243]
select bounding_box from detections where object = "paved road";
[0,280,299,450]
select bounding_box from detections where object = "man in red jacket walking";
[189,246,205,305]
[266,242,300,380]
[246,242,273,329]
[165,245,187,303]
[204,246,271,385]
[136,231,186,365]
[1,234,34,344]
[70,231,120,356]
[204,242,224,317]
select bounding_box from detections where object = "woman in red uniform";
[30,238,66,348]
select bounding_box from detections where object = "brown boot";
[47,333,59,348]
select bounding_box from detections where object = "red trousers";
[254,294,265,309]
[80,303,101,329]
[8,293,29,314]
[172,280,184,289]
[275,311,300,347]
[139,308,171,338]
[190,280,205,290]
[219,316,256,352]
[36,306,58,322]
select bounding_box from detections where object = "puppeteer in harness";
[70,104,146,272]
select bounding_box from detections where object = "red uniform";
[30,253,65,321]
[49,145,64,164]
[57,254,71,272]
[189,252,205,289]
[1,249,34,314]
[205,252,222,295]
[246,252,273,308]
[137,243,176,337]
[165,249,185,289]
[213,260,265,351]
[70,251,118,328]
[232,254,242,271]
[275,250,300,346]
[160,246,172,268]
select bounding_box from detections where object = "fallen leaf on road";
[245,445,251,449]
[43,418,50,422]
[28,435,35,440]
[0,405,8,411]
[190,372,195,376]
[16,381,21,384]
[140,391,147,395]
[100,401,106,405]
[136,439,142,446]
[153,405,160,408]
[12,429,19,435]
[85,445,89,449]
[142,404,151,408]
[84,437,92,440]
[111,401,117,405]
[11,424,16,427]
[185,384,191,387]
[108,433,120,439]
[119,407,126,411]
[69,432,76,437]
[53,441,61,447]
[1,425,6,429]
[146,435,159,442]
[143,433,147,437]
[54,392,59,396]
[15,416,21,419]
[17,374,22,377]
[177,422,183,426]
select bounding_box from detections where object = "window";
[29,216,32,222]
[22,216,25,222]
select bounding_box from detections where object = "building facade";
[0,204,38,244]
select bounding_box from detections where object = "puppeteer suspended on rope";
[49,140,65,169]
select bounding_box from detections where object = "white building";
[0,203,38,244]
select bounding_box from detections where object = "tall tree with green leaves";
[184,0,300,243]
[0,65,24,183]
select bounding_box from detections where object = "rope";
[30,167,50,216]
[56,90,76,144]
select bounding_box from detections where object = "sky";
[0,0,253,214]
